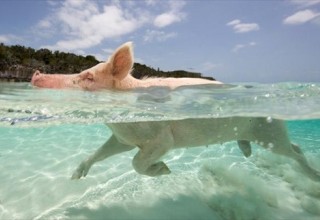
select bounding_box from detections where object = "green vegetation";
[132,63,215,80]
[0,43,215,82]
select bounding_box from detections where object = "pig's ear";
[109,42,134,80]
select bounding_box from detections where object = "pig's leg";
[253,122,320,181]
[132,148,171,177]
[272,142,320,181]
[71,135,134,179]
[132,129,174,177]
[237,140,252,157]
[288,143,320,181]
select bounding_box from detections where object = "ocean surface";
[0,82,320,220]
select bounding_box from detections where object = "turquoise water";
[0,82,320,219]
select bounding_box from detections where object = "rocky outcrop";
[0,65,34,82]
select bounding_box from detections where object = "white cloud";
[145,0,157,6]
[143,30,177,42]
[0,34,20,44]
[227,19,241,26]
[154,13,182,28]
[36,0,186,52]
[102,48,115,55]
[232,41,257,53]
[0,35,10,43]
[41,0,142,51]
[289,0,320,7]
[37,19,51,29]
[232,44,245,52]
[227,19,260,33]
[153,1,186,28]
[46,0,59,6]
[90,53,105,62]
[101,46,144,62]
[283,9,320,25]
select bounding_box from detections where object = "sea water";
[0,82,319,220]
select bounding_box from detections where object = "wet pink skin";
[31,68,113,91]
[31,42,222,91]
[31,70,77,89]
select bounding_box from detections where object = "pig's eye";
[86,73,94,82]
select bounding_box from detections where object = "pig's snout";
[30,71,75,89]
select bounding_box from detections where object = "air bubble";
[267,143,274,149]
[266,117,272,123]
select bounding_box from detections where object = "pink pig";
[31,42,222,90]
[30,42,320,182]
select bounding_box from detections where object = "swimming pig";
[30,42,319,181]
[31,42,222,90]
[71,117,320,181]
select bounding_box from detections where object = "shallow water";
[0,82,320,220]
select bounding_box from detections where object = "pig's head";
[31,42,134,90]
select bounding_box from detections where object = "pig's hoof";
[146,161,171,176]
[71,161,90,180]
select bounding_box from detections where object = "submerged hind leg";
[251,118,320,181]
[266,141,320,181]
[290,143,320,181]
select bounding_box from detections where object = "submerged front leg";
[132,127,174,177]
[132,148,171,177]
[71,135,134,179]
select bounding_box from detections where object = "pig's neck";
[116,75,221,90]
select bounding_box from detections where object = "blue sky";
[0,0,320,83]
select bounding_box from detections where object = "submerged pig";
[71,117,320,181]
[31,42,222,90]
